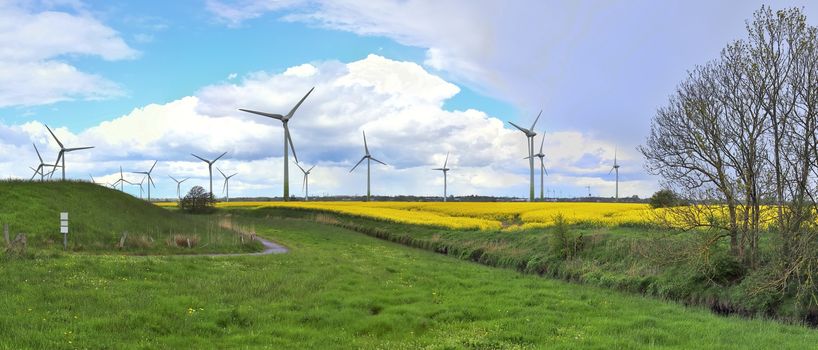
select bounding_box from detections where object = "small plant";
[179,186,216,214]
[170,234,200,248]
[548,214,583,259]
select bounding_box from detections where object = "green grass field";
[2,214,818,349]
[0,181,260,254]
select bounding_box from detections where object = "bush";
[649,189,680,208]
[548,214,584,259]
[179,186,216,214]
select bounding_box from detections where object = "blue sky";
[0,0,815,199]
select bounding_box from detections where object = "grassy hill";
[0,180,260,254]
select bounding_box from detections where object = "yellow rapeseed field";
[162,201,652,231]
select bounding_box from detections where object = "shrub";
[180,186,216,214]
[649,189,680,208]
[548,214,584,259]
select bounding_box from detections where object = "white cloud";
[0,1,137,107]
[0,55,653,198]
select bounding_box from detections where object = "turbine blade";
[539,132,545,153]
[286,86,315,119]
[350,156,366,172]
[51,152,63,179]
[65,146,94,152]
[608,167,614,175]
[238,108,283,120]
[181,178,189,183]
[169,175,177,182]
[307,165,315,172]
[443,152,449,168]
[150,176,156,188]
[508,121,528,133]
[286,126,298,163]
[217,167,226,178]
[213,151,227,163]
[149,160,157,173]
[33,143,43,162]
[295,161,306,173]
[433,168,444,171]
[362,130,369,155]
[44,124,64,149]
[229,173,237,178]
[530,110,542,130]
[371,157,387,166]
[191,153,208,163]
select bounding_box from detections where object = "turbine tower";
[45,125,94,181]
[432,152,451,202]
[191,152,227,196]
[238,87,314,201]
[350,131,387,201]
[133,160,158,201]
[527,133,548,200]
[168,176,190,201]
[508,111,542,201]
[217,168,237,202]
[295,162,315,201]
[609,147,621,200]
[112,166,133,192]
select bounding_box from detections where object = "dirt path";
[187,235,288,257]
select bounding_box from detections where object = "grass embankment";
[1,215,817,349]
[0,181,260,254]
[230,207,807,325]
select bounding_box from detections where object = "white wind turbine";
[350,130,387,201]
[609,147,621,200]
[30,143,58,181]
[133,161,158,201]
[217,168,237,202]
[191,152,227,196]
[526,133,547,201]
[44,125,94,181]
[508,111,542,201]
[112,166,133,192]
[295,162,315,201]
[168,176,190,201]
[238,87,314,201]
[432,152,451,202]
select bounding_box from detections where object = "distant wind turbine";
[136,175,146,199]
[191,152,227,196]
[526,133,547,200]
[133,161,158,201]
[350,130,387,201]
[609,147,621,200]
[239,86,315,201]
[112,166,133,192]
[295,161,315,201]
[432,152,451,202]
[508,111,541,201]
[30,143,58,181]
[168,176,190,201]
[44,124,94,181]
[217,168,237,202]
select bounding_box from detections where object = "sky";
[1,0,816,200]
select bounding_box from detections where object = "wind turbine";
[238,87,314,201]
[112,166,133,192]
[295,162,315,201]
[45,124,94,181]
[168,176,190,201]
[135,175,146,199]
[526,133,548,201]
[30,143,58,181]
[132,161,158,201]
[217,168,237,202]
[609,147,621,200]
[191,152,227,196]
[508,111,542,201]
[350,130,387,201]
[432,152,451,202]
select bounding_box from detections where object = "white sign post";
[60,212,68,250]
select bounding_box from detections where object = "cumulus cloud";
[0,0,137,107]
[0,55,651,198]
